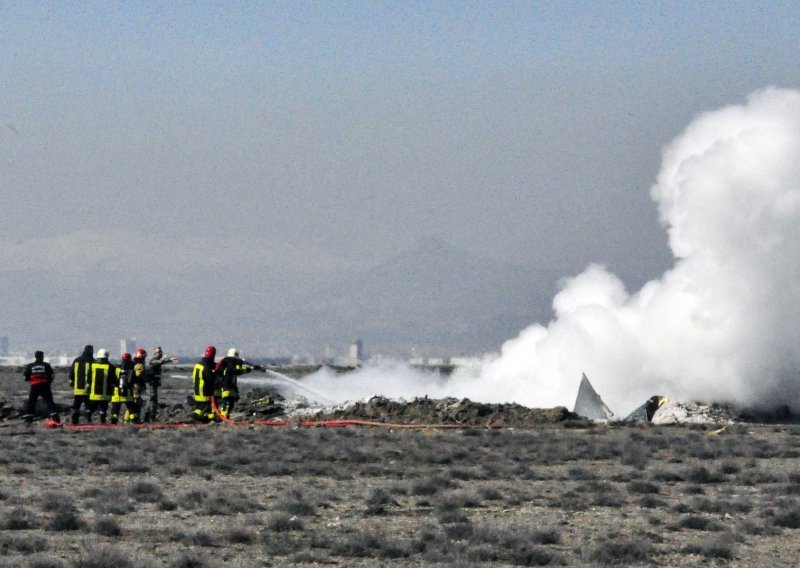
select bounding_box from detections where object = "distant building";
[346,340,364,364]
[449,356,480,367]
[120,338,137,355]
[0,337,8,356]
[340,339,364,367]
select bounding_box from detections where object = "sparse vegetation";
[0,373,799,565]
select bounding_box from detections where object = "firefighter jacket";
[215,356,254,397]
[24,360,54,386]
[192,358,217,402]
[112,361,135,403]
[131,361,147,395]
[69,348,95,395]
[89,361,118,402]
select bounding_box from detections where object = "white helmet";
[97,349,109,359]
[227,347,239,357]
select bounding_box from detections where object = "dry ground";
[1,369,800,567]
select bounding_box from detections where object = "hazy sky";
[3,2,800,355]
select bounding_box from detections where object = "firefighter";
[110,353,137,424]
[22,351,60,424]
[68,344,94,425]
[216,348,262,418]
[130,349,148,422]
[192,346,218,422]
[145,346,177,422]
[87,349,118,424]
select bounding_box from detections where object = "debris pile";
[310,396,584,427]
[235,388,287,419]
[0,396,22,421]
[651,401,736,425]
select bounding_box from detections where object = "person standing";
[68,344,94,425]
[22,351,60,424]
[145,346,177,422]
[215,348,261,419]
[130,349,148,423]
[110,353,138,424]
[87,349,117,424]
[192,346,218,422]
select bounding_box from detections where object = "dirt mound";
[0,396,23,421]
[311,396,585,428]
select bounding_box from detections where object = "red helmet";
[134,348,147,359]
[121,353,132,361]
[204,345,216,359]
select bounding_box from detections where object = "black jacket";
[24,359,54,386]
[69,346,95,395]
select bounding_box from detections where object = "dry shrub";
[93,516,122,537]
[39,491,73,512]
[109,463,150,474]
[477,485,503,501]
[158,500,178,512]
[366,487,398,507]
[585,536,654,565]
[508,546,562,566]
[410,475,455,497]
[771,507,800,529]
[187,530,216,547]
[331,528,409,559]
[167,553,210,568]
[639,494,667,509]
[2,506,40,530]
[567,466,597,480]
[628,480,660,494]
[672,515,724,532]
[620,440,650,468]
[550,489,589,511]
[276,496,315,516]
[682,532,736,559]
[129,480,162,503]
[691,496,752,515]
[87,488,135,515]
[224,526,255,544]
[74,544,141,568]
[47,508,85,532]
[684,466,725,484]
[0,532,48,553]
[649,467,684,482]
[26,554,66,568]
[582,481,626,508]
[266,512,304,532]
[443,520,473,540]
[207,490,264,515]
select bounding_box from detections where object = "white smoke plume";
[306,87,800,415]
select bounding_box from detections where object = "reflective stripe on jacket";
[90,362,118,401]
[193,361,216,402]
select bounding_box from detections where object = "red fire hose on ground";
[39,396,499,431]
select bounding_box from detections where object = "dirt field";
[1,366,800,567]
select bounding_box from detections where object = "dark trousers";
[192,399,216,422]
[110,400,140,424]
[87,400,110,424]
[145,384,159,421]
[220,396,237,417]
[25,383,59,421]
[71,394,90,424]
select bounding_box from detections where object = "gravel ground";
[1,367,800,567]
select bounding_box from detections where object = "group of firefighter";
[22,344,262,425]
[189,345,263,423]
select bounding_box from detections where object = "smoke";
[306,87,800,415]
